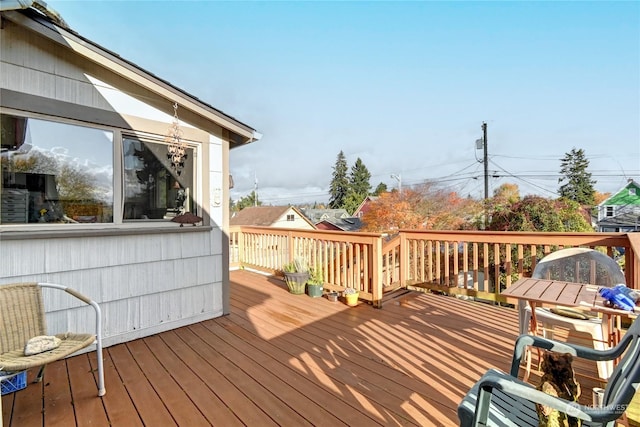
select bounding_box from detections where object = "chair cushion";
[549,307,591,320]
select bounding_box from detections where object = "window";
[286,214,294,221]
[1,113,200,226]
[605,206,614,217]
[1,114,113,224]
[630,188,636,196]
[123,136,195,221]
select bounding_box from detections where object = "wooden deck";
[0,270,626,426]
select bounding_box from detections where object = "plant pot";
[326,291,338,302]
[307,283,323,298]
[344,292,359,307]
[283,272,309,295]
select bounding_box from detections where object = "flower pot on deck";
[326,291,338,302]
[344,291,359,307]
[306,283,323,298]
[283,272,309,295]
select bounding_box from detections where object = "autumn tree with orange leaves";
[361,183,483,232]
[360,189,424,232]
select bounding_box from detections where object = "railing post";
[372,235,384,308]
[628,233,640,289]
[237,227,245,268]
[287,230,295,264]
[399,232,407,288]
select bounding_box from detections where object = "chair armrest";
[509,333,626,377]
[475,372,621,425]
[38,282,105,396]
[38,283,102,338]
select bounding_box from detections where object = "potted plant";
[343,287,359,306]
[326,291,338,302]
[306,265,324,298]
[282,257,309,295]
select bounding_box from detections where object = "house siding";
[596,181,640,232]
[272,210,315,229]
[1,22,112,110]
[0,15,230,347]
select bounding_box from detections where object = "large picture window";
[123,136,195,221]
[1,114,113,224]
[1,113,200,227]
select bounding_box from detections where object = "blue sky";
[49,1,639,205]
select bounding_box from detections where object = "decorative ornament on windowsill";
[166,102,188,176]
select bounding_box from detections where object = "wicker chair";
[0,283,105,408]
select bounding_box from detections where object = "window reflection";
[1,114,113,224]
[123,137,194,221]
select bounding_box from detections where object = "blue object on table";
[599,284,636,311]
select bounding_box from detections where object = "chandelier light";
[166,103,188,176]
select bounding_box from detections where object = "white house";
[230,206,315,230]
[0,2,260,347]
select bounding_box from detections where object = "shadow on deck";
[1,270,624,426]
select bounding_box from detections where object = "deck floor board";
[2,269,625,426]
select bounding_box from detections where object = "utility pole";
[481,122,489,229]
[254,172,258,206]
[482,122,488,203]
[391,174,402,194]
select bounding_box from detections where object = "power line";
[489,159,559,196]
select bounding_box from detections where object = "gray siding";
[0,15,228,348]
[1,232,224,347]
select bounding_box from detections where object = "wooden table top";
[503,277,637,317]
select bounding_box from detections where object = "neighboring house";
[230,206,315,230]
[596,179,640,232]
[302,208,349,224]
[352,195,378,219]
[316,217,362,232]
[0,3,261,347]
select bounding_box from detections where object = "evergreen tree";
[343,191,364,216]
[373,182,388,196]
[349,157,372,198]
[328,151,349,209]
[558,148,596,205]
[234,191,261,211]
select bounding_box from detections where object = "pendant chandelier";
[166,103,188,176]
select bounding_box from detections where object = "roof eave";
[2,9,260,144]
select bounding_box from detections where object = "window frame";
[121,132,199,223]
[0,109,204,231]
[605,206,615,217]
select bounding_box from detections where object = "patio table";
[504,277,637,345]
[502,277,637,379]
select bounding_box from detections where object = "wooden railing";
[230,226,384,306]
[396,230,638,303]
[230,226,640,308]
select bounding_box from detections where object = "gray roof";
[318,217,363,232]
[301,208,349,224]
